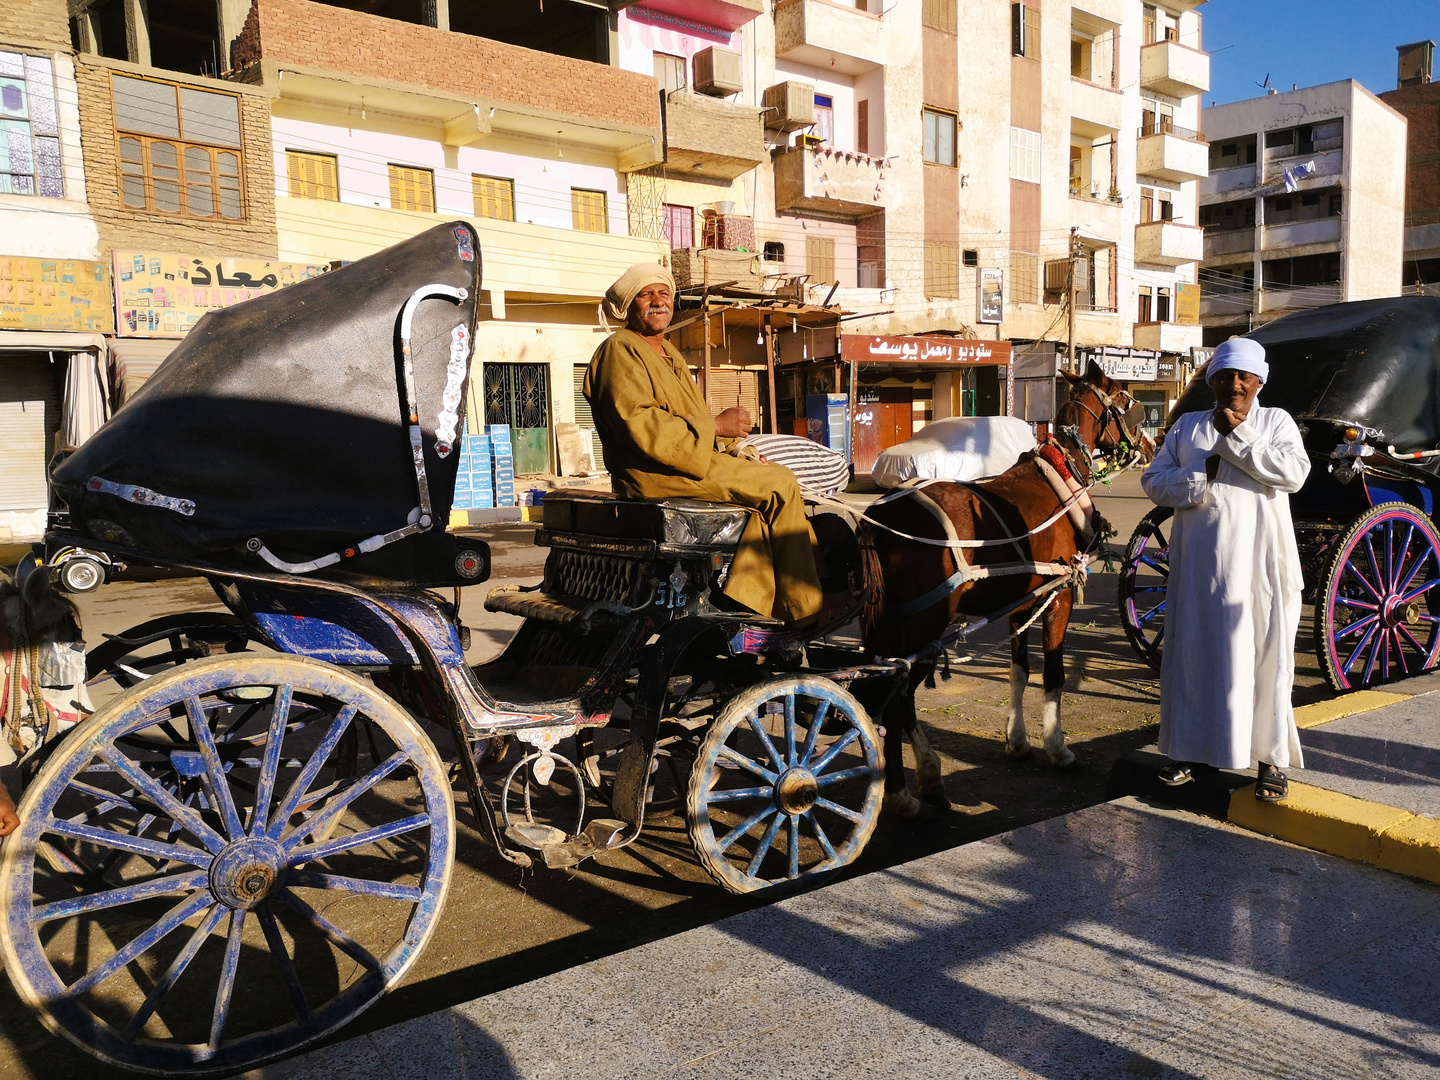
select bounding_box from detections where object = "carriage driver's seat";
[482,492,751,629]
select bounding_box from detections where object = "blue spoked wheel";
[1316,503,1440,691]
[687,677,882,895]
[0,654,454,1075]
[1119,506,1173,671]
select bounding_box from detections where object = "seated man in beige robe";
[583,263,829,626]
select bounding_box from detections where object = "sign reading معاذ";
[840,335,1013,366]
[112,251,331,337]
[0,256,112,333]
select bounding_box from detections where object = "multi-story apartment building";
[1198,81,1406,345]
[1380,41,1440,289]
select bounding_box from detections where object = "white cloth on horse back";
[0,589,90,768]
[740,434,850,497]
[871,416,1037,489]
[1142,406,1310,770]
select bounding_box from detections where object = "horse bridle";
[1056,383,1147,478]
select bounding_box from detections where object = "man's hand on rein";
[714,407,752,438]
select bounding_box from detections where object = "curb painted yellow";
[1292,690,1412,729]
[1227,781,1440,886]
[448,509,470,529]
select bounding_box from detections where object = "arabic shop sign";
[840,335,1013,366]
[113,251,330,337]
[1078,346,1160,383]
[0,256,112,333]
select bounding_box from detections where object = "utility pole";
[1066,226,1080,373]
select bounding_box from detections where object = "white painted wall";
[271,107,629,236]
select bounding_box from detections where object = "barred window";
[572,188,608,233]
[114,74,243,219]
[473,174,515,221]
[0,51,63,197]
[388,164,434,213]
[287,150,338,201]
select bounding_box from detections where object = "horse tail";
[857,521,887,648]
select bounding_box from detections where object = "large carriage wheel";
[687,677,882,895]
[1316,503,1440,691]
[1,654,454,1075]
[1118,506,1173,671]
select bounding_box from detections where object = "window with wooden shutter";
[572,188,608,233]
[388,164,434,213]
[857,99,869,155]
[924,241,960,299]
[287,150,338,201]
[922,0,956,32]
[806,236,836,283]
[472,174,515,221]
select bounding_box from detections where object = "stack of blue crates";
[451,429,495,511]
[489,424,515,507]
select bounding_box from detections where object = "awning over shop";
[108,336,178,405]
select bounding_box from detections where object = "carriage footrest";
[485,587,635,631]
[504,819,629,868]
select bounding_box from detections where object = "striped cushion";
[741,435,851,497]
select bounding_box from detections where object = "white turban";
[603,263,676,325]
[1209,337,1269,385]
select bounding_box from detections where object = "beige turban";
[603,262,676,325]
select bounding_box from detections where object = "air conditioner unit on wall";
[763,81,815,132]
[693,46,744,97]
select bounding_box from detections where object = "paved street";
[263,799,1440,1080]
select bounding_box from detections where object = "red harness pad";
[1037,443,1073,483]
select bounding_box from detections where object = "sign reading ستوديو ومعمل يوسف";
[0,256,113,333]
[112,252,331,337]
[839,335,1014,366]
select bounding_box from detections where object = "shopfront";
[839,335,1013,472]
[0,255,113,547]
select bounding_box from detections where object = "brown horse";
[858,361,1141,817]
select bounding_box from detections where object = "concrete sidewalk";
[1110,675,1440,886]
[255,799,1440,1080]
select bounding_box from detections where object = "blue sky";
[1204,1,1438,106]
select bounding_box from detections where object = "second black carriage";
[2,223,896,1075]
[1119,296,1440,690]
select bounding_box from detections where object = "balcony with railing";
[1263,216,1342,251]
[1202,164,1258,196]
[664,91,768,180]
[1260,148,1343,188]
[1139,40,1209,98]
[773,143,887,218]
[1135,220,1204,266]
[1136,122,1208,184]
[1133,321,1203,352]
[1204,227,1255,258]
[773,0,884,76]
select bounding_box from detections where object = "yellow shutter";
[473,175,514,221]
[287,151,338,201]
[806,237,835,283]
[388,165,434,212]
[572,189,607,233]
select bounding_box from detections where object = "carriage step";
[485,588,635,632]
[503,818,630,868]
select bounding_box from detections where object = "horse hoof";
[1003,741,1032,760]
[884,790,923,820]
[919,785,952,810]
[1048,747,1077,770]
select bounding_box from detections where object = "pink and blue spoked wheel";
[1316,502,1440,691]
[0,654,454,1075]
[1118,507,1173,671]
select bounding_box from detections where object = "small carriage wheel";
[1316,503,1440,691]
[86,613,252,689]
[1118,506,1173,671]
[1,654,454,1076]
[687,677,882,895]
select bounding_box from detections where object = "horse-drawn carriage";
[1119,297,1440,690]
[0,221,1143,1075]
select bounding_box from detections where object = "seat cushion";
[542,492,750,547]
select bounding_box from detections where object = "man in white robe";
[1141,337,1311,801]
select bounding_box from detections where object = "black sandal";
[1158,763,1193,786]
[1255,763,1289,802]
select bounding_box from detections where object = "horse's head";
[1058,360,1147,467]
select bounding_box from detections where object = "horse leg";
[1040,592,1077,768]
[905,663,950,809]
[1004,620,1032,758]
[879,677,921,818]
